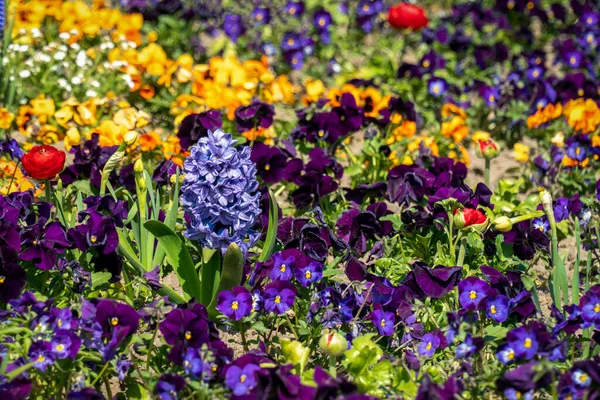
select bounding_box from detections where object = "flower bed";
[1,1,600,399]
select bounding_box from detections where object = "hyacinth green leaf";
[259,189,279,263]
[144,220,200,301]
[201,248,221,306]
[207,243,245,319]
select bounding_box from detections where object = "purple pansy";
[216,286,253,321]
[458,277,490,311]
[369,309,395,336]
[263,281,297,314]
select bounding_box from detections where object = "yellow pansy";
[514,143,530,162]
[65,126,81,151]
[0,108,15,129]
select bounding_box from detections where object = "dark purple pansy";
[19,220,71,270]
[0,247,26,303]
[250,143,287,184]
[216,286,252,321]
[69,211,118,255]
[388,165,435,206]
[234,101,274,132]
[410,262,462,299]
[177,110,222,150]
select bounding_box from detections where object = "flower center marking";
[231,301,239,310]
[111,317,119,326]
[469,290,477,300]
[524,338,532,348]
[274,295,281,304]
[185,331,192,340]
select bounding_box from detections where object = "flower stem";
[484,158,491,188]
[145,323,160,371]
[238,322,249,352]
[44,179,52,203]
[91,361,111,386]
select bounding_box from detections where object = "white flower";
[72,76,83,85]
[122,75,135,89]
[19,70,31,78]
[85,90,98,97]
[58,79,69,88]
[91,80,100,88]
[54,51,66,61]
[75,51,88,68]
[31,29,42,38]
[18,45,29,53]
[59,32,71,40]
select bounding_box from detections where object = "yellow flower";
[65,126,81,151]
[441,116,469,143]
[562,155,589,168]
[0,108,15,129]
[54,106,74,128]
[38,124,61,144]
[471,130,490,143]
[30,96,55,123]
[408,137,439,156]
[139,131,162,152]
[302,78,326,106]
[92,120,128,147]
[551,132,564,147]
[0,160,35,195]
[514,143,530,162]
[113,108,150,130]
[563,99,600,133]
[441,103,467,119]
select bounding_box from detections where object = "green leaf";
[201,248,221,306]
[144,220,200,301]
[259,190,279,262]
[484,325,508,341]
[91,272,113,289]
[207,243,245,319]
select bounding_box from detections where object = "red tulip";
[22,145,66,180]
[388,3,428,30]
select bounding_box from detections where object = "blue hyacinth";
[181,129,261,254]
[0,0,5,37]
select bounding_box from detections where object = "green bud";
[493,216,512,232]
[475,139,500,160]
[280,339,309,369]
[319,330,348,357]
[452,210,466,229]
[539,190,553,214]
[133,158,144,173]
[123,130,139,147]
